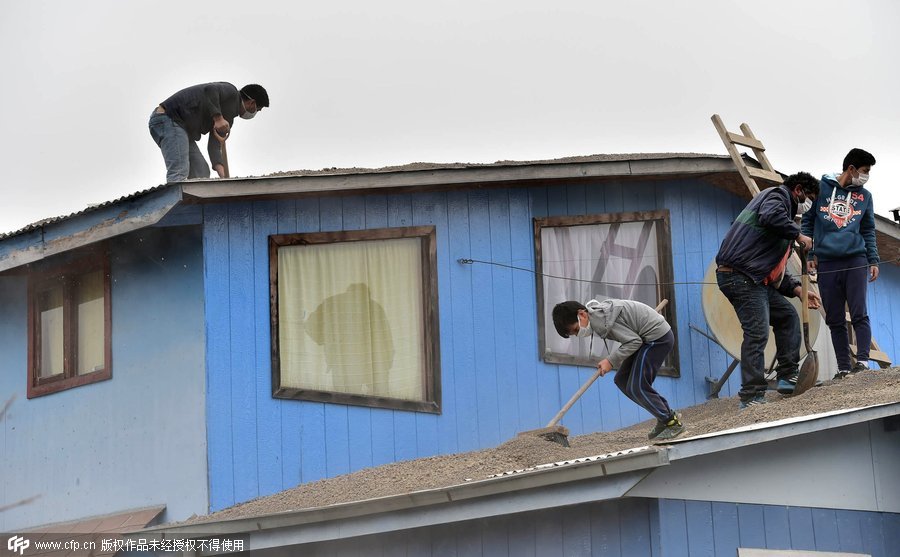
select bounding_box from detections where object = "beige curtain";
[76,270,105,374]
[278,237,425,401]
[39,286,64,377]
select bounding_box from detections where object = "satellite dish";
[701,259,821,362]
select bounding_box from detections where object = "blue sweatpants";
[614,330,675,421]
[817,255,871,371]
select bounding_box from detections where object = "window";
[534,210,680,376]
[269,226,441,413]
[28,256,111,397]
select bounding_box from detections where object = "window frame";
[27,255,112,398]
[268,225,441,413]
[534,209,680,377]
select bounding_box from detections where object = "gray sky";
[2,1,898,234]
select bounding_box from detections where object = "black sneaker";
[652,413,684,441]
[739,393,767,409]
[776,373,799,395]
[850,361,870,374]
[833,369,851,380]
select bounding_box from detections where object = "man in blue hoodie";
[716,172,822,408]
[801,148,879,379]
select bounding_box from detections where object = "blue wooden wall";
[0,226,209,531]
[201,498,899,556]
[201,179,900,511]
[243,498,656,557]
[658,499,900,557]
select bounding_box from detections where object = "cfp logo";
[6,536,29,555]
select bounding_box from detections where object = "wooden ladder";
[711,114,784,196]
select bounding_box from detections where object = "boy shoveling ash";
[552,298,683,440]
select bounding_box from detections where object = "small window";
[534,210,680,376]
[269,226,441,413]
[28,257,112,398]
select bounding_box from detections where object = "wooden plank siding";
[0,226,209,531]
[201,178,898,512]
[657,499,898,557]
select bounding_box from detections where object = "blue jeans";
[716,271,800,400]
[817,256,871,370]
[148,111,210,182]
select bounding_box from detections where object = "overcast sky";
[1,1,898,234]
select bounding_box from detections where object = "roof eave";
[0,185,183,274]
[180,156,747,203]
[132,402,900,552]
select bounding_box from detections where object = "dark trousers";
[817,256,871,370]
[614,329,675,421]
[716,271,800,400]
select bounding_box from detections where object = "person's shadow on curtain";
[304,283,395,394]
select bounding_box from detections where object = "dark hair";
[552,301,586,338]
[784,171,819,197]
[842,148,875,171]
[240,84,270,108]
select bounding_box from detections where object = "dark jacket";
[160,82,241,169]
[716,185,800,296]
[800,173,879,264]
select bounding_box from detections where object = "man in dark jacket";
[715,172,821,408]
[148,82,269,182]
[801,148,879,378]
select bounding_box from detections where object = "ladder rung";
[746,166,783,184]
[727,132,765,151]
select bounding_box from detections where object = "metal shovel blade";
[795,338,818,395]
[794,247,818,395]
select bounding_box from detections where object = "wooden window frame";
[27,255,112,398]
[268,226,441,413]
[534,209,680,377]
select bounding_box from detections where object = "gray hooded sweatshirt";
[585,298,671,369]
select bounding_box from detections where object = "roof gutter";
[133,446,667,548]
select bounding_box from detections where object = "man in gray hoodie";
[552,298,683,440]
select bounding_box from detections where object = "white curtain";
[39,286,64,377]
[542,221,661,361]
[278,237,425,401]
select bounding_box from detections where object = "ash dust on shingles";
[186,370,900,524]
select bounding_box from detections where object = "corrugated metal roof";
[0,184,169,241]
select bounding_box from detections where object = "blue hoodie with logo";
[800,173,879,264]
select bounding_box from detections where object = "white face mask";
[798,197,813,214]
[577,324,592,338]
[852,172,869,186]
[240,107,257,120]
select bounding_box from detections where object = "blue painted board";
[468,190,501,447]
[711,502,740,556]
[762,505,791,550]
[488,189,521,440]
[562,503,592,556]
[253,201,282,497]
[786,506,815,550]
[685,500,714,556]
[447,190,478,452]
[590,499,621,557]
[228,202,260,504]
[811,508,840,550]
[737,503,766,550]
[204,203,235,510]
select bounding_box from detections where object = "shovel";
[518,299,669,446]
[214,129,230,178]
[793,246,818,395]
